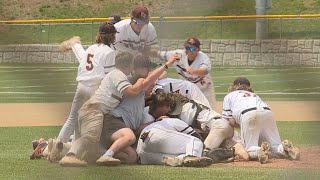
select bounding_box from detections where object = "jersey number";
[242,92,256,97]
[86,54,94,71]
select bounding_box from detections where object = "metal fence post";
[280,18,282,39]
[159,16,163,40]
[205,17,208,39]
[91,21,94,44]
[47,23,51,44]
[220,19,223,39]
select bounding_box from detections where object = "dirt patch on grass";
[0,101,319,127]
[212,145,320,169]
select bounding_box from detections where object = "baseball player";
[222,77,300,164]
[152,37,216,110]
[59,53,180,167]
[153,77,212,110]
[30,22,117,159]
[57,22,117,143]
[113,5,158,55]
[136,116,213,167]
[96,55,159,166]
[147,92,234,160]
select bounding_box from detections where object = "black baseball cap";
[99,21,118,34]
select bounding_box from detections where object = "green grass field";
[0,64,319,103]
[0,122,319,180]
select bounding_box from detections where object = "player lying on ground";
[58,53,180,167]
[222,77,300,164]
[136,117,213,167]
[153,77,212,110]
[149,37,216,110]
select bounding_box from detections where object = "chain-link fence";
[1,18,320,45]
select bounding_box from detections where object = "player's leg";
[201,84,217,111]
[240,111,262,159]
[137,127,204,164]
[59,104,104,167]
[47,139,72,163]
[97,127,136,166]
[57,83,97,142]
[114,146,138,164]
[197,110,234,150]
[59,36,81,52]
[260,111,300,160]
[97,114,135,166]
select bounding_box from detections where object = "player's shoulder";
[146,22,156,30]
[114,19,131,30]
[96,44,114,54]
[197,51,209,59]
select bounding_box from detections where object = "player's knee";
[123,129,136,145]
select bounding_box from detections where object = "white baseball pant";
[241,110,287,159]
[136,127,203,165]
[57,83,98,142]
[197,109,234,150]
[180,103,234,150]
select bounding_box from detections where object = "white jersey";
[154,78,212,109]
[113,19,158,54]
[158,50,213,90]
[142,118,195,135]
[91,69,131,114]
[76,44,115,87]
[222,90,269,124]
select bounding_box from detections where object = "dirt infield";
[0,101,319,127]
[212,145,320,169]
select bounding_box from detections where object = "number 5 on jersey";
[86,54,94,71]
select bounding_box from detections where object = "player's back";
[224,90,268,122]
[143,118,193,134]
[154,78,211,109]
[76,44,115,87]
[93,68,131,114]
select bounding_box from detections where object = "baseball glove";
[202,147,235,163]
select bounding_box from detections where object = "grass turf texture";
[0,64,319,103]
[0,121,319,180]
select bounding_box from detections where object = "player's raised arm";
[141,54,180,89]
[122,78,144,97]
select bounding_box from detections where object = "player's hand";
[166,54,180,66]
[155,116,168,122]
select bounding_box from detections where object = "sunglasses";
[185,46,197,52]
[132,18,146,26]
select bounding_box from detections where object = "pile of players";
[30,5,300,167]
